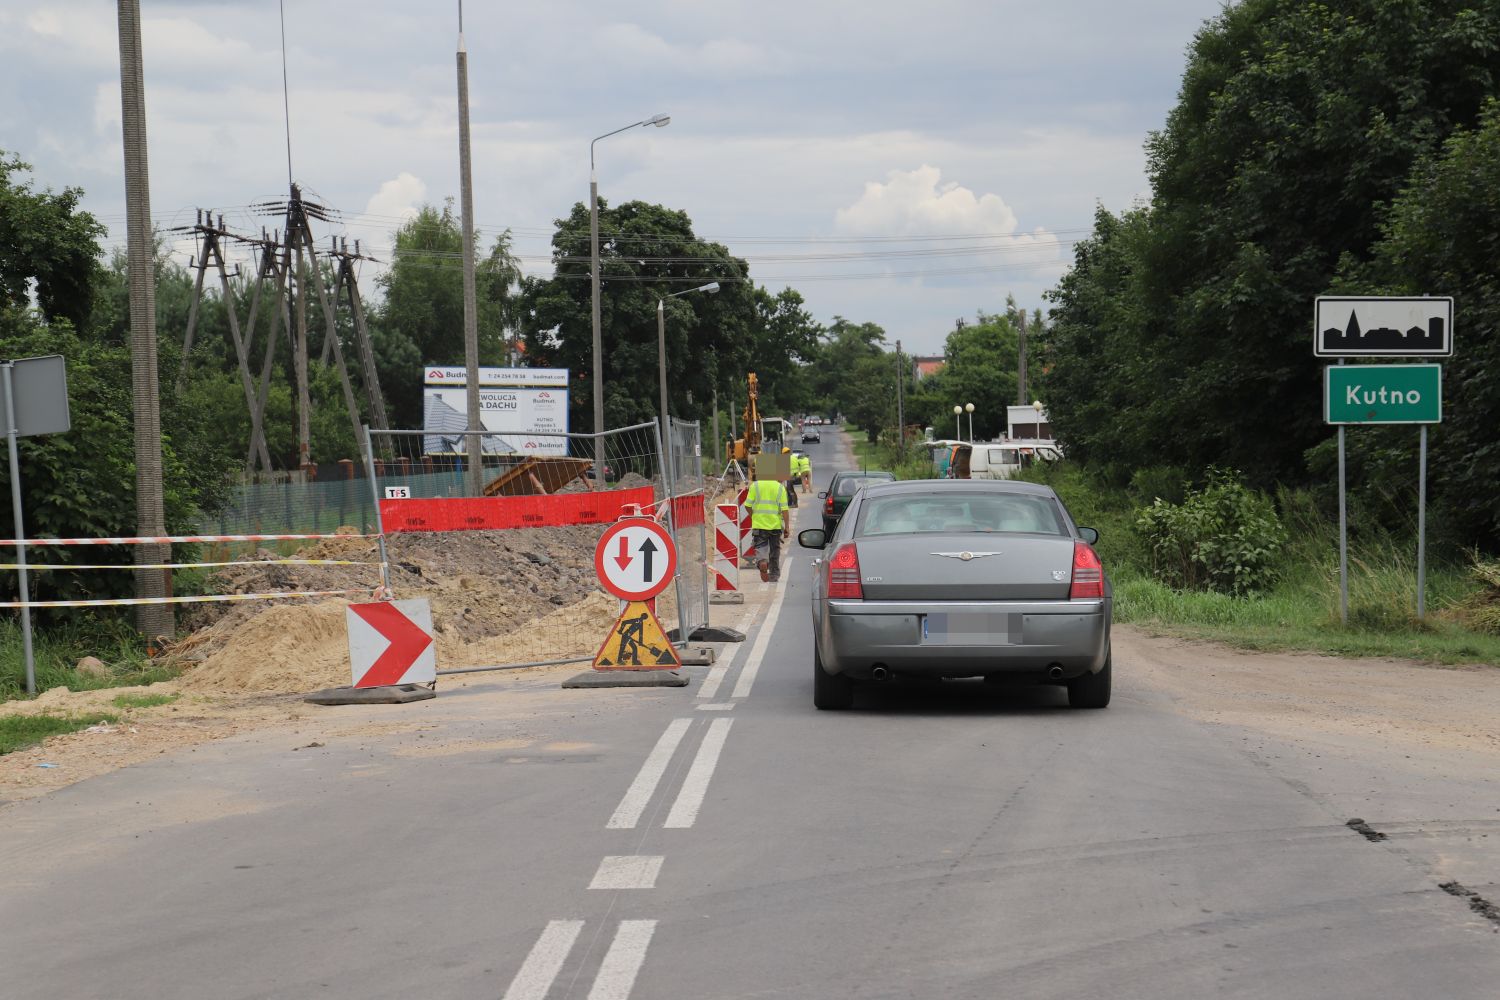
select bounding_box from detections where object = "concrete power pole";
[117,0,172,640]
[1016,310,1028,407]
[456,2,483,495]
[894,340,905,460]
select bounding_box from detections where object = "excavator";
[726,372,764,466]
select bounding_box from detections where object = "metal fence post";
[362,426,392,593]
[2,363,35,695]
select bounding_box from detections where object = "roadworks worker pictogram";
[594,600,682,669]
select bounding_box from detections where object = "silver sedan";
[798,479,1112,710]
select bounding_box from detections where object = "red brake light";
[824,494,835,514]
[1070,541,1104,599]
[826,542,863,599]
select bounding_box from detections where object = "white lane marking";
[696,608,759,700]
[501,919,584,1000]
[731,557,795,699]
[589,855,664,890]
[663,718,734,829]
[607,718,693,830]
[696,703,735,711]
[587,920,658,1000]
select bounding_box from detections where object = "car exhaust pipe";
[1047,665,1065,680]
[871,665,891,681]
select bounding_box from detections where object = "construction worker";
[781,447,799,508]
[747,462,791,583]
[795,450,813,494]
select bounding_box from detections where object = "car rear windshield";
[857,493,1067,536]
[834,475,894,497]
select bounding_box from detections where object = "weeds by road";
[0,620,179,704]
[0,712,119,755]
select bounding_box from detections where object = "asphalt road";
[3,427,1499,999]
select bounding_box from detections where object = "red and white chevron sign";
[346,599,436,688]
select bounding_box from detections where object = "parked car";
[819,470,897,535]
[802,426,821,443]
[798,479,1111,710]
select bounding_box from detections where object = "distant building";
[912,355,945,381]
[1006,404,1051,440]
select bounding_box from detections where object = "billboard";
[422,366,570,456]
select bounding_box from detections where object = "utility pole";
[117,0,172,640]
[456,2,483,495]
[1016,309,1028,407]
[895,339,905,460]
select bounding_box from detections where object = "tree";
[520,199,757,433]
[1042,0,1499,488]
[374,201,522,426]
[1335,100,1500,547]
[0,152,105,333]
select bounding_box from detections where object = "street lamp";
[590,113,671,480]
[658,282,721,477]
[965,402,975,442]
[1032,399,1044,439]
[953,404,963,440]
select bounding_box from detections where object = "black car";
[819,470,896,534]
[802,427,821,443]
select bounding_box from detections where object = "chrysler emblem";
[932,551,1000,561]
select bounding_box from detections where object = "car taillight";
[1069,541,1104,599]
[824,494,835,514]
[826,542,863,599]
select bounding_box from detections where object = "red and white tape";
[0,533,377,547]
[0,588,364,609]
[0,559,377,571]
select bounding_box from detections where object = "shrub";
[1136,469,1286,596]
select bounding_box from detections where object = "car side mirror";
[817,491,828,499]
[798,528,827,550]
[1078,526,1099,545]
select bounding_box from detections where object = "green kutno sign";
[1324,364,1441,424]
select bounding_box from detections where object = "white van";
[954,441,1064,480]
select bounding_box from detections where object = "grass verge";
[1,620,180,704]
[111,691,180,710]
[0,713,119,756]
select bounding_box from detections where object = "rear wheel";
[813,644,854,710]
[1067,651,1111,709]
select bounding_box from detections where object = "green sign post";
[1324,364,1442,424]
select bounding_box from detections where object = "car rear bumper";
[818,599,1110,680]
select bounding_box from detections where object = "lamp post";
[953,404,963,440]
[965,402,975,442]
[657,281,720,489]
[1032,399,1044,438]
[590,112,670,481]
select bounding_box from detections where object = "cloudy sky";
[1,0,1221,355]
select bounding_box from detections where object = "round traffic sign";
[595,518,677,601]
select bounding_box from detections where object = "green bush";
[1136,470,1286,596]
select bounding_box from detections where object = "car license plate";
[922,613,1009,645]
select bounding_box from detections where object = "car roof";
[831,470,895,480]
[856,478,1058,499]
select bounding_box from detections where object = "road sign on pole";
[595,518,677,601]
[346,598,436,688]
[1315,296,1453,357]
[1324,364,1442,424]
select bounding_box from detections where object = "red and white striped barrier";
[737,487,755,566]
[0,533,376,547]
[712,503,741,602]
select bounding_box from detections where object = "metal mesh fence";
[364,422,678,672]
[666,417,708,641]
[200,471,380,537]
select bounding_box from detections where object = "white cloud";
[364,172,427,222]
[591,22,786,76]
[836,165,1022,236]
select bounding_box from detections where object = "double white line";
[502,919,656,1000]
[502,567,788,998]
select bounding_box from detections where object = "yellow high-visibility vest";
[746,479,788,530]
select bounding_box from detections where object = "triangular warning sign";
[594,600,681,670]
